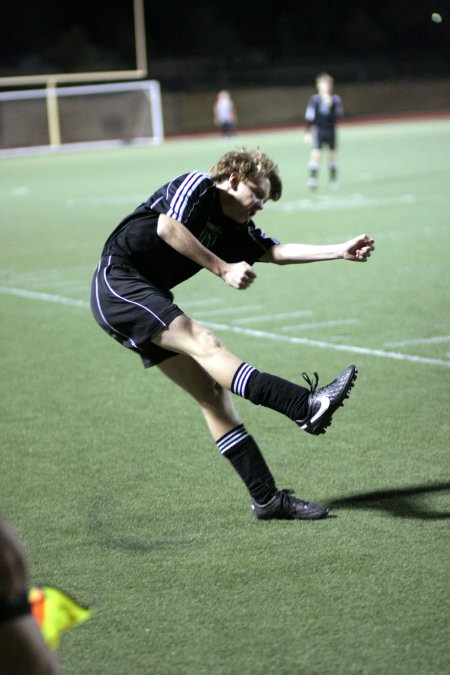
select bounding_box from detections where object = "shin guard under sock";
[216,425,277,503]
[231,363,310,421]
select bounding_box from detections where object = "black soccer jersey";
[305,94,343,132]
[102,172,278,290]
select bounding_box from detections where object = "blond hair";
[210,148,282,202]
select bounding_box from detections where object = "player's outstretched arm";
[157,214,256,289]
[260,234,375,265]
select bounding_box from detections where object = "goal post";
[0,0,148,89]
[0,0,159,155]
[0,80,164,155]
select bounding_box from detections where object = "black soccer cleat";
[252,489,329,520]
[296,364,357,435]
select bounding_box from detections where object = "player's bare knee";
[190,322,223,359]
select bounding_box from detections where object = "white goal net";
[0,80,164,156]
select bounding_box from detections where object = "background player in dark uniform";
[304,73,343,190]
[91,148,374,521]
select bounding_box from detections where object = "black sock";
[330,163,337,181]
[231,363,310,422]
[216,425,277,503]
[308,161,319,178]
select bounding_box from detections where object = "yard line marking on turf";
[178,298,224,308]
[63,193,446,211]
[384,335,450,347]
[233,310,313,325]
[0,187,29,198]
[266,193,416,213]
[192,304,264,318]
[281,319,359,331]
[199,321,450,368]
[1,285,449,368]
[66,195,145,207]
[0,286,90,309]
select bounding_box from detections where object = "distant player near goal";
[304,73,343,191]
[213,90,237,137]
[91,148,375,520]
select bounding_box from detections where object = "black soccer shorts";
[313,128,336,150]
[91,257,184,368]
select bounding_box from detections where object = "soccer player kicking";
[91,148,375,521]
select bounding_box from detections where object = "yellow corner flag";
[29,585,93,650]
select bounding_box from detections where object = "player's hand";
[304,132,312,145]
[221,261,257,289]
[0,518,28,603]
[342,234,375,262]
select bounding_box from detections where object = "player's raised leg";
[153,314,357,435]
[158,353,329,520]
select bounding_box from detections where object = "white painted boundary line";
[1,285,450,368]
[192,304,264,318]
[384,335,450,347]
[281,319,358,332]
[266,193,417,213]
[173,298,224,309]
[200,321,450,368]
[234,310,313,325]
[0,285,90,309]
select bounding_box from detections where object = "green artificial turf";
[1,119,449,674]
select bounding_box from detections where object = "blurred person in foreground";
[304,73,343,191]
[0,517,60,675]
[91,148,374,521]
[214,90,237,137]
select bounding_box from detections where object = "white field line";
[233,310,313,325]
[384,335,450,347]
[0,285,90,308]
[1,285,449,368]
[281,319,359,331]
[66,195,145,207]
[177,298,224,309]
[266,193,416,213]
[200,320,450,368]
[192,304,264,318]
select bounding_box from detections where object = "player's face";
[228,176,271,222]
[317,78,332,96]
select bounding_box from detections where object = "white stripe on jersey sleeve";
[305,104,315,122]
[167,171,209,221]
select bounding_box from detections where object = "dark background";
[2,1,449,89]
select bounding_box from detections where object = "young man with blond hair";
[91,148,374,520]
